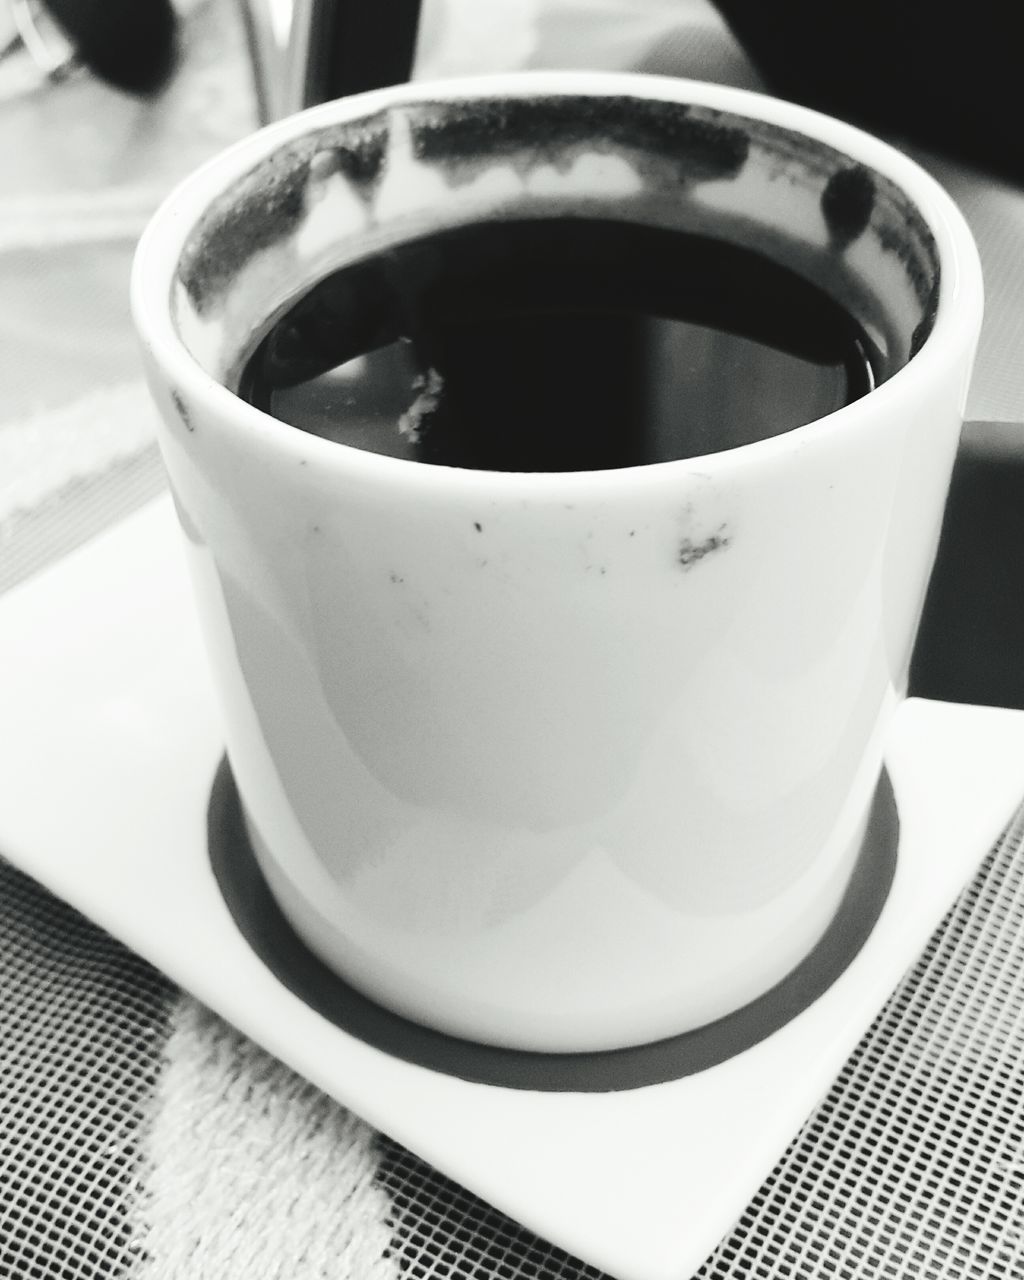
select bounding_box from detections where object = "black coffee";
[239,218,880,471]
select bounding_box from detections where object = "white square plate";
[3,497,1023,1280]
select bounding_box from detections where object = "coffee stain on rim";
[409,96,751,185]
[178,113,392,315]
[821,165,876,247]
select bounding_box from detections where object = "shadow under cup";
[136,77,976,1056]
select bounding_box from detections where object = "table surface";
[4,3,1024,1279]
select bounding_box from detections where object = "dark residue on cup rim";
[178,113,390,313]
[820,165,876,247]
[409,94,751,184]
[172,91,943,369]
[175,96,756,317]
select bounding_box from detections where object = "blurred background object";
[240,0,767,122]
[1,0,179,95]
[0,0,256,588]
[712,0,1023,186]
[240,0,420,122]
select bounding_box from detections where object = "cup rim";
[131,69,984,494]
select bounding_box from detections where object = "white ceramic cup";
[132,71,982,1053]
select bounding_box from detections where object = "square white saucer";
[3,496,1024,1280]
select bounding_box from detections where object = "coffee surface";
[239,218,880,471]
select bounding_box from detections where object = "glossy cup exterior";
[132,72,982,1052]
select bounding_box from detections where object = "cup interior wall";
[170,93,941,394]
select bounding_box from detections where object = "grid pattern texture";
[365,804,1024,1279]
[0,859,173,1279]
[3,745,1024,1280]
[703,802,1024,1279]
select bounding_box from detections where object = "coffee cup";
[132,71,982,1053]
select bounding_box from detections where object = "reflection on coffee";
[239,217,880,471]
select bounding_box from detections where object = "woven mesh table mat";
[4,804,1024,1278]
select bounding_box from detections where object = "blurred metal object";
[10,0,74,76]
[234,0,294,121]
[0,0,77,88]
[237,0,421,123]
[0,0,177,97]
